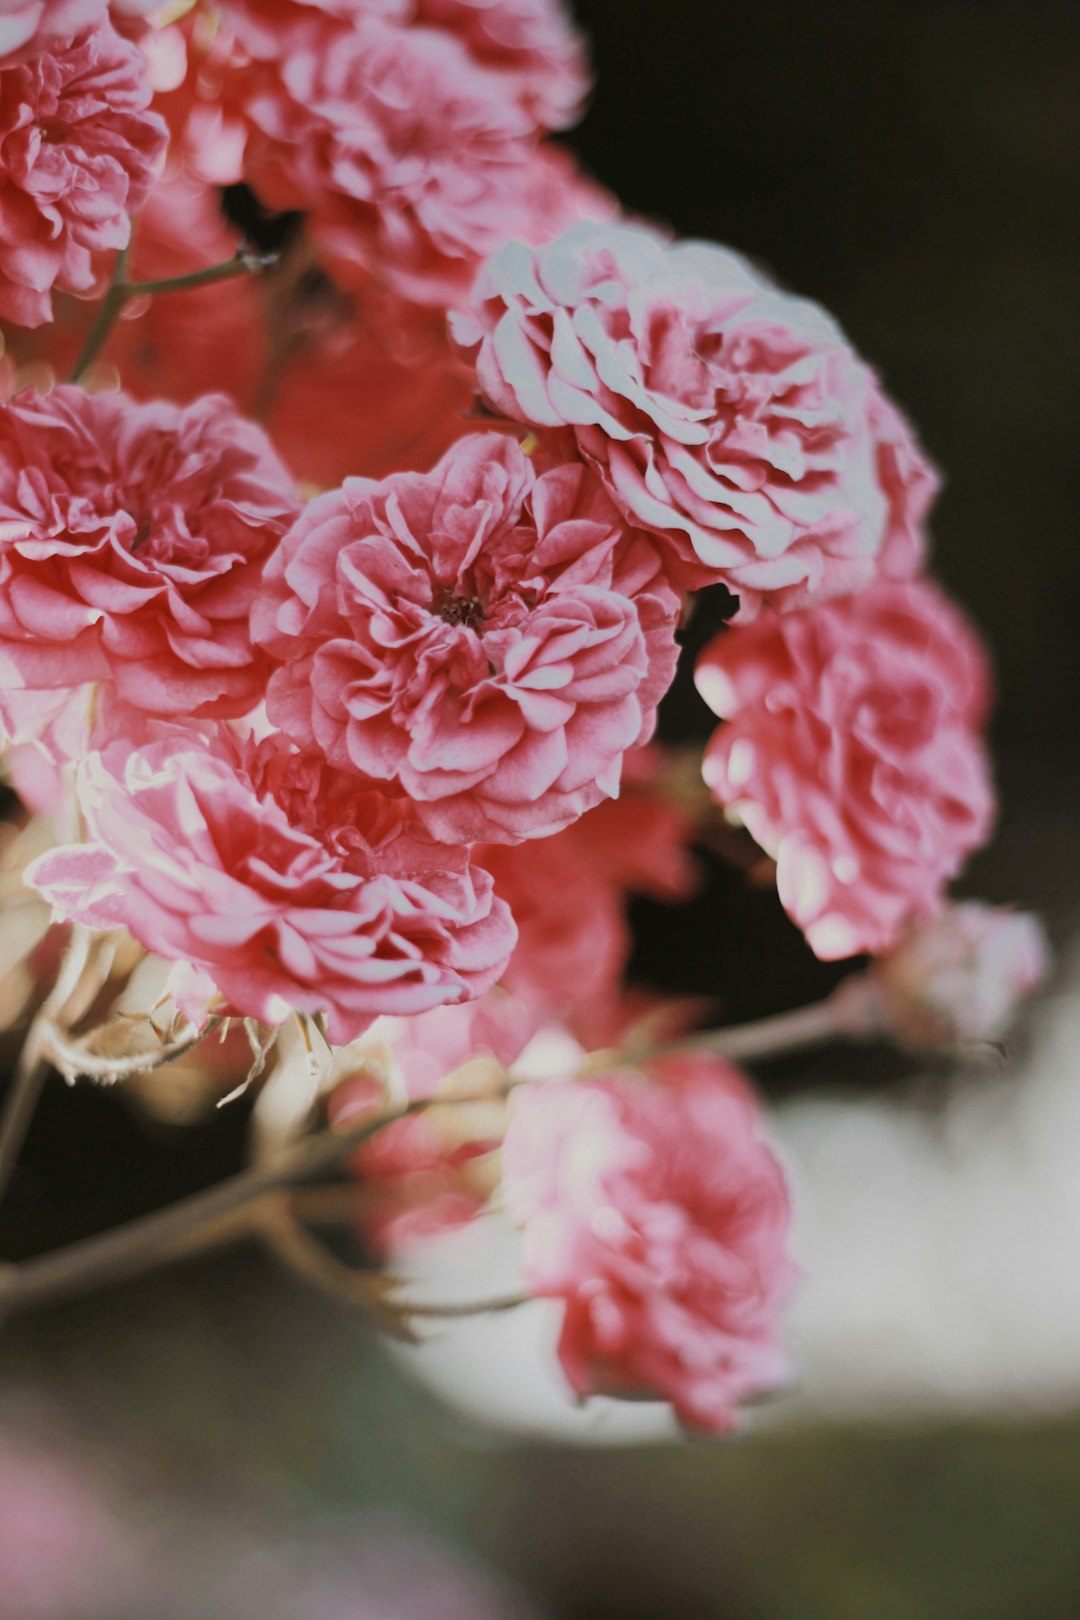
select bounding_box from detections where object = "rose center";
[434,586,485,630]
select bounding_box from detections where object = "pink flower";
[696,579,996,959]
[408,0,590,130]
[0,1,158,58]
[478,752,700,1037]
[265,276,475,488]
[502,1053,794,1432]
[253,432,681,844]
[0,21,166,327]
[328,989,537,1249]
[0,384,298,717]
[872,901,1050,1048]
[240,13,542,308]
[27,728,516,1043]
[0,0,104,57]
[454,222,940,614]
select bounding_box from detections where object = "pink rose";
[872,901,1050,1048]
[477,752,700,1038]
[240,14,542,309]
[253,432,680,844]
[502,1053,794,1432]
[0,20,166,326]
[696,578,996,959]
[264,276,475,488]
[0,385,298,718]
[328,988,537,1250]
[0,0,103,56]
[27,728,516,1044]
[454,222,940,614]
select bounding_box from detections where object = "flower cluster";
[0,0,1047,1437]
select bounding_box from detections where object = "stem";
[123,249,278,300]
[261,1203,527,1335]
[0,1094,453,1320]
[587,975,878,1075]
[70,245,276,384]
[0,983,874,1320]
[70,245,130,383]
[0,926,101,1206]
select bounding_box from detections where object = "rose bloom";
[328,989,537,1250]
[0,0,155,58]
[502,1053,794,1432]
[454,221,941,614]
[253,432,680,844]
[236,13,544,309]
[264,274,475,488]
[408,0,590,130]
[872,901,1050,1048]
[696,578,996,959]
[0,20,166,326]
[478,753,699,1037]
[0,384,298,717]
[28,729,516,1044]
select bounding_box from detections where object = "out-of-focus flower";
[0,385,298,718]
[153,0,599,308]
[328,989,536,1249]
[872,901,1050,1048]
[0,0,156,59]
[28,729,516,1043]
[0,21,165,326]
[0,1435,141,1620]
[264,276,475,488]
[454,222,940,614]
[408,0,590,130]
[254,431,680,843]
[237,14,542,308]
[502,1052,794,1431]
[696,578,995,959]
[477,751,699,1038]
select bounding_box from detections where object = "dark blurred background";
[3,4,1080,1617]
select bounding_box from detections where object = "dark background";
[3,5,1080,1617]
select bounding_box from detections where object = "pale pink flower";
[503,1053,794,1432]
[873,901,1050,1047]
[454,222,941,614]
[0,384,298,717]
[253,432,681,844]
[28,729,516,1043]
[696,579,995,959]
[0,20,166,326]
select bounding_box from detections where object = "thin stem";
[70,245,276,384]
[0,983,873,1320]
[0,1094,448,1319]
[123,248,278,300]
[0,926,100,1206]
[70,245,130,383]
[262,1202,528,1334]
[584,975,878,1076]
[0,1047,48,1210]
